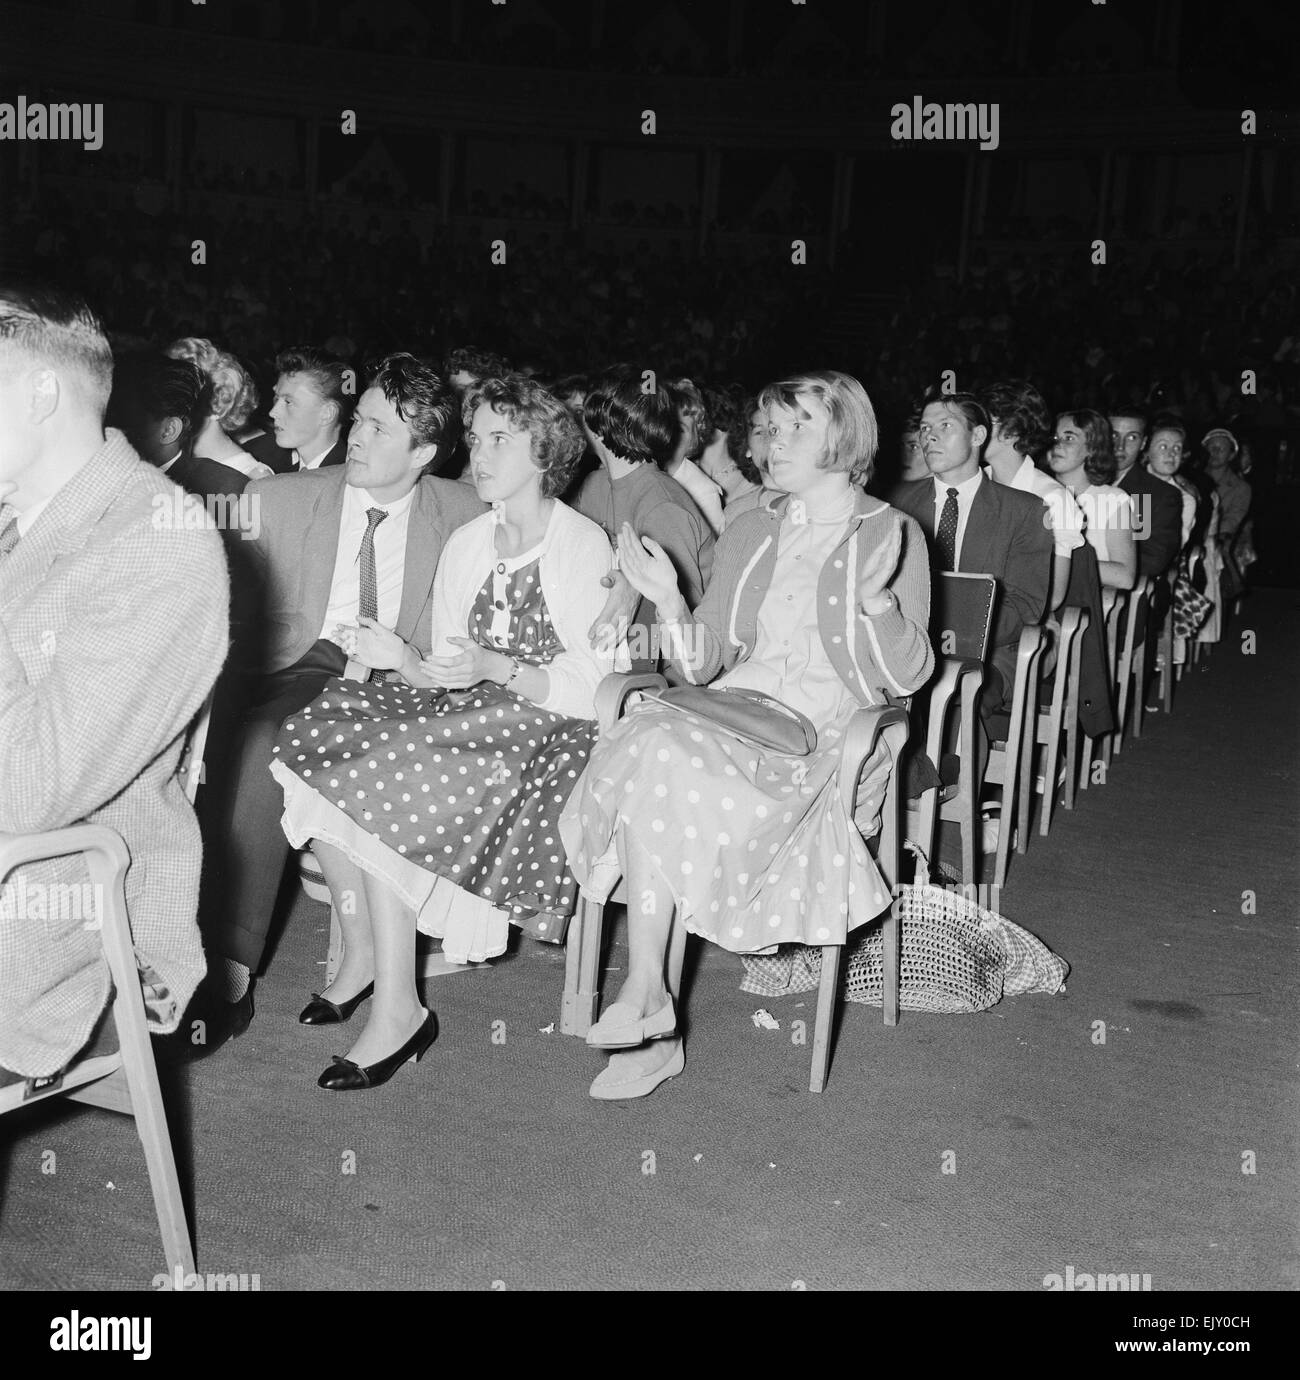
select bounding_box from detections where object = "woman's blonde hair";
[167,335,259,431]
[757,369,878,485]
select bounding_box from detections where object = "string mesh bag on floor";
[740,848,1068,1012]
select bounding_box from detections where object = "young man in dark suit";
[199,354,485,1025]
[1110,408,1183,584]
[244,346,351,474]
[892,392,1053,722]
[1109,407,1184,690]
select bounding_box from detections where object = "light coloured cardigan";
[427,500,617,720]
[665,489,934,705]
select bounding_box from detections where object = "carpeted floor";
[2,591,1297,1291]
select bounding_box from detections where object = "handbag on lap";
[643,686,817,756]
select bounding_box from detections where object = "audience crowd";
[0,268,1259,1104]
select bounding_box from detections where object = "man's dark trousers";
[198,638,347,971]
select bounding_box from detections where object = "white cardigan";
[427,500,617,721]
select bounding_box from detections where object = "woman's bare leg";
[609,824,675,1018]
[603,826,686,1080]
[339,869,425,1066]
[312,842,376,1002]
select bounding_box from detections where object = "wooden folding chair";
[561,674,909,1093]
[0,697,213,1276]
[1153,577,1175,715]
[983,623,1045,887]
[908,573,997,887]
[1016,606,1088,843]
[1113,576,1153,754]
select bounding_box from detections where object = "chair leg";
[958,680,979,885]
[1015,728,1034,857]
[1113,676,1129,756]
[1062,716,1079,811]
[326,903,344,987]
[810,944,843,1092]
[1079,735,1092,792]
[1038,726,1060,838]
[114,1005,196,1277]
[84,836,195,1275]
[560,895,604,1036]
[881,902,900,1028]
[1132,645,1146,739]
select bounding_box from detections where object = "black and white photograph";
[0,0,1295,1330]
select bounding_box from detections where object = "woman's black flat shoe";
[316,1012,437,1091]
[298,982,375,1025]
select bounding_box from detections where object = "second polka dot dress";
[559,697,893,953]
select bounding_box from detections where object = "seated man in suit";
[0,284,228,1079]
[894,391,1054,723]
[1110,406,1182,639]
[893,392,1053,843]
[199,353,485,1024]
[244,346,352,474]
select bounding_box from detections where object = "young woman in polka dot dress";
[270,377,617,1090]
[560,372,934,1100]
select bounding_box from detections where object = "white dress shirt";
[1004,456,1085,558]
[931,469,984,567]
[319,483,416,639]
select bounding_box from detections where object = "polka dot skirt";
[559,698,894,954]
[272,558,596,940]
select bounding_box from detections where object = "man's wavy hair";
[980,378,1052,462]
[1058,408,1117,485]
[582,367,681,467]
[275,345,353,422]
[367,352,457,450]
[0,282,113,414]
[758,369,879,486]
[463,374,585,499]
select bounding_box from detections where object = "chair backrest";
[177,692,214,807]
[931,572,998,661]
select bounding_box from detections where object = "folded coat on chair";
[1060,543,1115,739]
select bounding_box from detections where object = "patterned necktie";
[936,487,960,571]
[357,507,388,622]
[0,514,20,559]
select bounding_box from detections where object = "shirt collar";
[9,492,56,537]
[932,469,983,499]
[294,440,338,469]
[351,482,417,517]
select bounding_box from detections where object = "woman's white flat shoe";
[585,998,677,1049]
[589,1039,684,1100]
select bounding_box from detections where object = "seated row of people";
[136,349,1249,1098]
[3,284,1248,1110]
